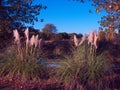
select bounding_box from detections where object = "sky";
[33,0,106,34]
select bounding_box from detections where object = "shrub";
[0,28,48,89]
[57,41,113,90]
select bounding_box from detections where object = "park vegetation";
[0,0,120,90]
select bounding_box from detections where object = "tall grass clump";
[0,28,48,89]
[57,31,113,90]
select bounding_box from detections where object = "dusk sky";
[34,0,106,34]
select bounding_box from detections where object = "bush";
[57,41,113,90]
[0,29,49,89]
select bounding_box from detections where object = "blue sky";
[33,0,106,34]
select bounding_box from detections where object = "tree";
[0,0,46,32]
[92,0,120,33]
[0,0,46,49]
[72,0,120,33]
[42,24,57,34]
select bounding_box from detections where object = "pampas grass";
[94,33,98,49]
[24,28,29,46]
[88,30,98,49]
[76,30,98,49]
[30,35,35,46]
[13,29,20,44]
[57,40,113,90]
[0,28,48,89]
[35,35,39,48]
[74,34,79,46]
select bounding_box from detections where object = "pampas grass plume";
[30,35,35,46]
[24,28,29,40]
[88,30,95,45]
[88,30,98,48]
[74,34,79,46]
[35,35,39,47]
[24,28,29,46]
[94,33,98,49]
[13,29,20,44]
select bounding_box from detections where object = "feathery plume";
[74,34,79,46]
[24,28,29,46]
[35,35,39,47]
[13,29,20,44]
[88,30,95,45]
[94,33,98,49]
[30,35,35,46]
[24,28,29,39]
[88,30,98,48]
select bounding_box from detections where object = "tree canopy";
[92,0,120,33]
[0,0,46,32]
[73,0,120,33]
[0,0,47,48]
[42,24,57,34]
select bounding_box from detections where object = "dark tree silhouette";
[0,0,46,32]
[42,24,57,34]
[0,0,46,48]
